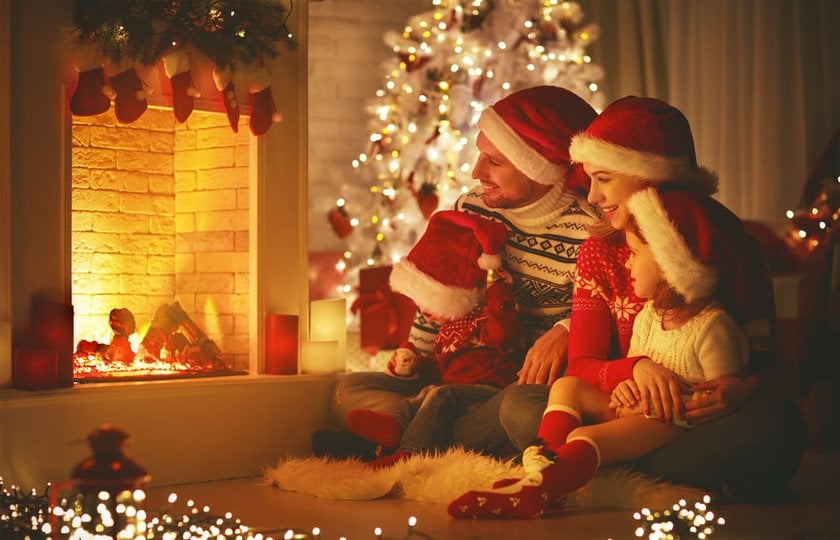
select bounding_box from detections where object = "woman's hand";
[632,358,686,423]
[517,324,569,385]
[683,375,759,424]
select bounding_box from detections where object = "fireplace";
[1,0,324,491]
[70,107,251,381]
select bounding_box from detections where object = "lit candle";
[12,348,58,390]
[264,314,298,375]
[30,300,74,387]
[299,340,338,374]
[309,298,346,372]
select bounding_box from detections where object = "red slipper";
[347,409,403,448]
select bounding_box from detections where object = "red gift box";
[352,266,417,355]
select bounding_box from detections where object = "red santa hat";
[389,210,508,320]
[477,86,597,187]
[626,188,740,302]
[569,96,718,195]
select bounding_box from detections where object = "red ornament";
[328,206,353,239]
[416,182,439,219]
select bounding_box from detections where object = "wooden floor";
[144,451,840,540]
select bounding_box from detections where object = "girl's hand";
[610,379,641,409]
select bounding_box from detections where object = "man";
[314,85,600,458]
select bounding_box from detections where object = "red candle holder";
[31,300,74,387]
[12,348,58,390]
[265,314,298,375]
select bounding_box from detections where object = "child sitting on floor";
[448,188,749,519]
[347,210,527,469]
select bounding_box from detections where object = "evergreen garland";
[72,0,296,69]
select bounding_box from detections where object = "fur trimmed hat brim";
[569,133,719,195]
[390,259,482,320]
[626,188,718,302]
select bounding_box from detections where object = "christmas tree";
[327,0,606,308]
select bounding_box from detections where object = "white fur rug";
[263,447,706,511]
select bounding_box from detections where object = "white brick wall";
[308,0,429,251]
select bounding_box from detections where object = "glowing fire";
[73,304,236,382]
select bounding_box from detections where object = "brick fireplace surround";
[0,0,336,490]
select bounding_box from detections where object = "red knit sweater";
[566,235,647,393]
[433,280,525,388]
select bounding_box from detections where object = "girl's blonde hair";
[624,215,691,320]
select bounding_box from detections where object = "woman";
[494,96,805,501]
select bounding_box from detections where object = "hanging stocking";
[246,68,282,136]
[163,47,199,123]
[69,43,110,116]
[105,67,149,124]
[213,66,240,132]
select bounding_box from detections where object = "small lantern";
[67,425,150,536]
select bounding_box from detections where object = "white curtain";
[584,0,839,221]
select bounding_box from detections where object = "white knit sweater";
[627,301,749,383]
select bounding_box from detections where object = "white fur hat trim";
[390,259,482,320]
[478,108,567,185]
[477,253,502,271]
[570,134,719,194]
[626,189,718,302]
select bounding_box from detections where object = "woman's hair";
[624,215,691,319]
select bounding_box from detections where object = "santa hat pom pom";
[477,253,502,271]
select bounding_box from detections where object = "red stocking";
[447,439,600,519]
[249,86,281,136]
[108,68,147,124]
[170,71,196,123]
[70,67,111,116]
[537,404,582,450]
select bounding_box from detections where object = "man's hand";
[517,324,569,385]
[683,375,759,424]
[632,358,687,423]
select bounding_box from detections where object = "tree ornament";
[69,42,111,116]
[105,64,149,124]
[163,46,200,123]
[245,66,282,136]
[213,65,240,132]
[415,182,439,219]
[328,205,354,239]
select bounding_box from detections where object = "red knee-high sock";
[542,437,600,499]
[537,404,582,450]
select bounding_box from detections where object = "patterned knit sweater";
[410,185,598,354]
[565,235,646,392]
[628,301,749,384]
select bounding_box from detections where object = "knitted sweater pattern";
[455,185,597,344]
[628,301,749,384]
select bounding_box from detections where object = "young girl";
[346,210,527,468]
[448,187,749,519]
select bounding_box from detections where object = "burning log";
[106,308,136,364]
[140,301,228,370]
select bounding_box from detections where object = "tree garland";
[68,0,296,134]
[72,0,296,70]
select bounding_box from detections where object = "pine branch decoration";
[72,0,296,70]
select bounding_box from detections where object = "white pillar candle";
[300,340,339,374]
[309,298,346,372]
